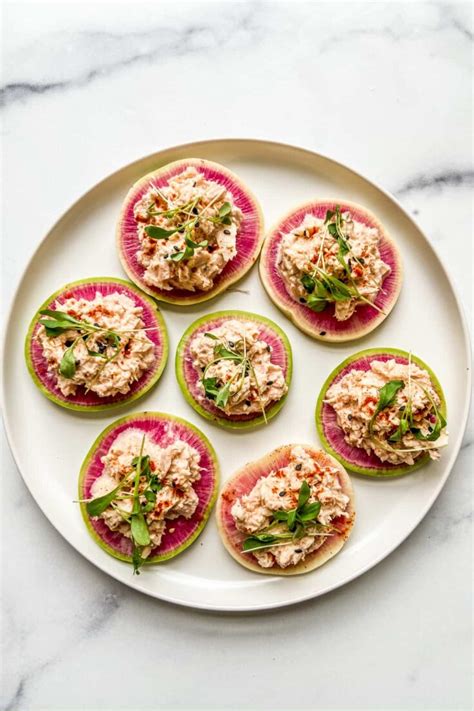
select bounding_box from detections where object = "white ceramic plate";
[2,140,470,611]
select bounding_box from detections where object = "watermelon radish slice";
[25,277,168,412]
[79,412,219,566]
[316,348,447,477]
[116,158,264,305]
[175,310,292,429]
[259,199,403,342]
[216,445,355,576]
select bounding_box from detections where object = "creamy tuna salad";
[134,167,242,292]
[88,428,201,572]
[189,319,287,417]
[37,291,155,398]
[232,446,350,569]
[278,206,390,320]
[325,358,448,466]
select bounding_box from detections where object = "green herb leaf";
[144,225,177,239]
[215,381,232,408]
[214,344,242,362]
[297,480,311,508]
[219,202,232,218]
[202,377,220,401]
[204,332,219,340]
[130,513,151,547]
[86,485,122,516]
[369,380,405,433]
[287,509,297,531]
[297,501,321,522]
[301,273,315,293]
[59,343,77,379]
[324,209,335,223]
[306,295,328,312]
[272,510,290,522]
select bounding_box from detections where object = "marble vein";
[0,7,262,109]
[395,169,474,196]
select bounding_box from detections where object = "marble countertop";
[1,2,472,710]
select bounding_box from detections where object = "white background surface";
[1,2,472,710]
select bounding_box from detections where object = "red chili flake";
[135,214,149,223]
[352,265,363,277]
[149,461,156,471]
[362,396,378,408]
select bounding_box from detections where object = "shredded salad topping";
[189,319,287,418]
[134,167,242,292]
[278,206,390,321]
[231,446,350,569]
[325,356,448,465]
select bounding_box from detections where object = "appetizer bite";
[259,200,402,341]
[25,278,168,411]
[79,412,219,573]
[316,348,448,477]
[175,310,292,429]
[117,158,264,304]
[217,445,355,575]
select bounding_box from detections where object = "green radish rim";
[175,310,293,430]
[24,277,169,412]
[315,348,447,478]
[78,411,220,565]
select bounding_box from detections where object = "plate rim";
[1,137,471,612]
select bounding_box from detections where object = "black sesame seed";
[266,345,271,353]
[94,323,100,328]
[97,342,106,354]
[294,548,302,554]
[267,380,274,386]
[195,221,200,227]
[75,359,80,366]
[359,258,365,264]
[295,463,302,471]
[65,339,74,347]
[319,331,326,336]
[228,341,235,348]
[192,182,196,187]
[245,400,251,406]
[173,245,180,251]
[224,229,231,235]
[348,414,353,421]
[279,491,286,497]
[192,207,199,215]
[299,298,306,304]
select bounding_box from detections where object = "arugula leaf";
[59,343,77,378]
[144,225,178,239]
[324,209,335,223]
[306,296,328,312]
[369,380,405,433]
[204,332,219,340]
[86,484,122,516]
[202,377,220,400]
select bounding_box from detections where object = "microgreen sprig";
[299,206,385,315]
[201,332,268,422]
[242,481,325,553]
[84,434,163,575]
